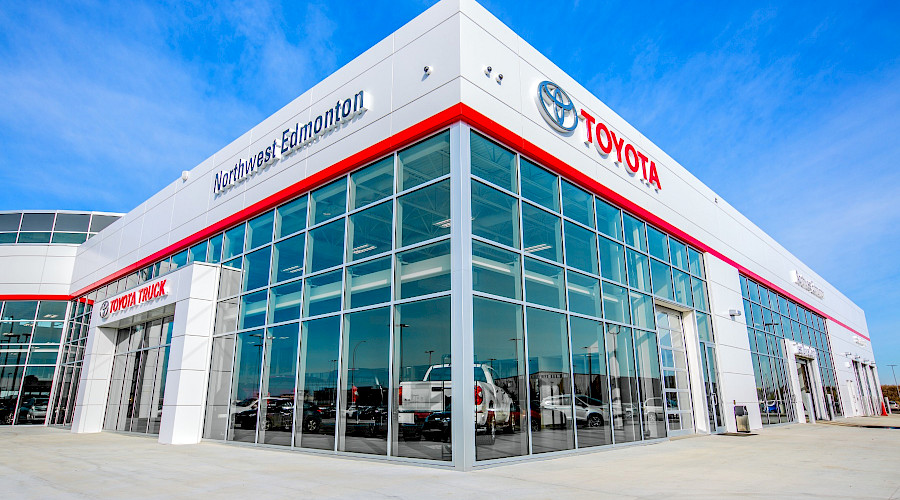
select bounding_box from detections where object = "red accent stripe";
[65,102,869,341]
[0,294,72,301]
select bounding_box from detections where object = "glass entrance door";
[700,344,724,432]
[655,307,694,436]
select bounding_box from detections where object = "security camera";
[424,65,432,75]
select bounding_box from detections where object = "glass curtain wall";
[469,129,714,461]
[741,276,840,422]
[0,300,68,425]
[203,131,453,462]
[103,317,173,434]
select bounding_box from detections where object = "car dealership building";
[0,0,883,470]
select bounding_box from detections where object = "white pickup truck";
[398,364,513,440]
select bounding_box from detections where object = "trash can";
[735,405,750,433]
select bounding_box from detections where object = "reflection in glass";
[622,214,646,251]
[239,291,267,329]
[566,271,601,318]
[522,204,562,262]
[598,236,626,283]
[298,316,340,450]
[688,249,704,277]
[258,323,299,446]
[348,201,392,261]
[207,234,223,264]
[307,219,345,273]
[646,226,669,262]
[397,180,450,248]
[223,224,246,260]
[394,297,452,460]
[570,317,612,447]
[304,270,342,317]
[564,221,598,274]
[526,308,574,453]
[606,325,640,443]
[242,246,272,292]
[271,234,304,283]
[473,297,527,461]
[269,281,302,324]
[673,269,693,307]
[346,257,391,309]
[350,157,394,210]
[398,131,450,191]
[472,242,521,300]
[520,159,559,211]
[16,366,54,425]
[471,180,519,248]
[626,249,652,293]
[635,329,665,439]
[602,282,631,324]
[310,179,347,225]
[396,240,450,299]
[524,258,565,309]
[650,259,674,301]
[471,131,516,192]
[246,211,274,250]
[630,292,655,330]
[204,334,235,440]
[229,329,264,443]
[561,180,593,228]
[275,195,308,239]
[340,307,390,455]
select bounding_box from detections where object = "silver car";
[541,394,610,427]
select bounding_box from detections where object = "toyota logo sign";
[537,81,578,133]
[99,300,110,318]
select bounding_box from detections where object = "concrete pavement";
[1,421,899,499]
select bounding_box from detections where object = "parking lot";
[1,417,899,499]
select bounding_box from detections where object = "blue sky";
[1,1,898,383]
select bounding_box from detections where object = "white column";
[158,263,219,445]
[70,325,117,433]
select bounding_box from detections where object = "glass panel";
[561,180,593,228]
[396,240,450,299]
[471,180,519,248]
[520,159,559,211]
[527,308,574,453]
[275,195,308,238]
[564,221,598,274]
[673,269,693,307]
[650,260,674,301]
[2,301,37,321]
[346,256,391,309]
[626,249,652,293]
[238,291,267,330]
[350,157,394,210]
[214,299,239,335]
[298,316,340,450]
[606,325,640,443]
[257,323,299,446]
[20,213,54,231]
[1,321,34,344]
[228,329,264,443]
[473,297,527,460]
[203,334,235,440]
[692,278,708,312]
[17,366,54,425]
[27,345,58,364]
[268,280,303,324]
[310,179,347,225]
[17,232,51,243]
[32,321,64,343]
[569,317,612,447]
[595,199,622,241]
[696,312,713,343]
[670,240,688,270]
[307,219,345,273]
[340,307,390,455]
[242,246,272,292]
[602,282,631,324]
[37,301,66,320]
[635,329,665,439]
[208,234,223,264]
[394,297,452,460]
[560,271,599,318]
[598,236,626,284]
[524,257,565,309]
[397,180,450,248]
[398,131,450,191]
[54,213,90,232]
[51,232,88,244]
[271,234,305,283]
[521,203,562,262]
[348,201,392,260]
[0,213,21,231]
[223,224,246,260]
[246,211,274,250]
[0,233,16,244]
[472,241,521,300]
[90,215,118,232]
[622,214,646,251]
[630,292,655,330]
[304,270,343,317]
[0,366,23,425]
[646,226,669,262]
[189,241,208,264]
[471,131,516,192]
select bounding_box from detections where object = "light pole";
[889,364,899,413]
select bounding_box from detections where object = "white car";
[541,394,610,427]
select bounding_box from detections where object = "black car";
[233,398,322,433]
[421,408,451,442]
